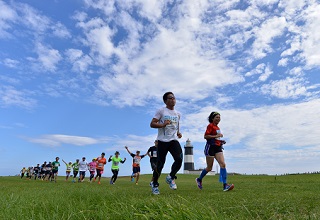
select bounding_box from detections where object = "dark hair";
[163,92,174,103]
[115,151,120,155]
[208,112,220,123]
[101,152,105,155]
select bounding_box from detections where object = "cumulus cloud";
[28,43,62,72]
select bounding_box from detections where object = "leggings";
[152,140,183,187]
[111,169,119,182]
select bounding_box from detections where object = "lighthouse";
[184,139,195,173]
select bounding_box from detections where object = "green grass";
[1,174,320,219]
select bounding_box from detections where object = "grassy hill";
[1,174,319,219]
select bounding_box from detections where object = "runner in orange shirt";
[94,152,107,184]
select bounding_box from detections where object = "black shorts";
[132,167,140,174]
[45,170,52,175]
[79,171,86,177]
[96,169,103,176]
[52,170,58,174]
[73,171,79,177]
[150,159,157,171]
[204,143,223,156]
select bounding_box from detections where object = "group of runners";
[20,91,234,195]
[20,144,159,185]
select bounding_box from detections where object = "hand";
[216,133,223,138]
[109,155,112,158]
[124,158,126,160]
[163,120,171,127]
[177,132,182,138]
[125,146,128,149]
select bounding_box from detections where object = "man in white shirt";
[78,157,88,182]
[150,92,183,195]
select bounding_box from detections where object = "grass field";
[1,174,320,219]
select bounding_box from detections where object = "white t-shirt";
[79,160,88,172]
[154,107,181,142]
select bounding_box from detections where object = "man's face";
[136,151,140,156]
[165,94,176,106]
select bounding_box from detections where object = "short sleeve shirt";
[130,154,145,167]
[52,161,60,171]
[111,157,123,170]
[205,123,222,146]
[148,146,157,161]
[154,107,181,142]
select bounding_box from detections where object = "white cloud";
[2,58,19,68]
[30,43,62,72]
[251,16,287,59]
[0,0,18,38]
[260,77,309,98]
[0,86,37,109]
[27,134,102,147]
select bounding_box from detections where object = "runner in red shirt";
[195,112,234,191]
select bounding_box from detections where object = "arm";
[125,146,131,154]
[108,156,112,162]
[62,159,67,165]
[177,117,182,138]
[204,133,223,140]
[150,118,171,128]
[121,158,126,164]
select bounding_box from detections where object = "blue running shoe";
[131,176,134,182]
[151,184,160,195]
[166,175,177,190]
[149,181,153,186]
[223,183,234,192]
[195,178,202,190]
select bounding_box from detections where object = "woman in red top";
[195,112,234,191]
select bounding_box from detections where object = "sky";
[1,0,320,177]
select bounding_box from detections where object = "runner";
[95,153,107,184]
[40,162,47,180]
[150,92,183,195]
[195,112,234,191]
[125,146,147,185]
[72,159,80,183]
[33,164,40,180]
[108,151,126,185]
[88,158,97,183]
[51,157,60,182]
[147,140,158,185]
[78,157,88,182]
[44,162,53,181]
[20,167,27,179]
[62,159,72,181]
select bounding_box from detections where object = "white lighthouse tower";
[184,139,195,174]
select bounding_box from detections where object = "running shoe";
[195,178,202,190]
[131,176,134,182]
[149,181,153,186]
[166,175,177,190]
[151,184,160,195]
[135,182,138,185]
[98,181,101,185]
[110,180,113,185]
[223,183,234,192]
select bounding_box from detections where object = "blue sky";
[1,0,320,176]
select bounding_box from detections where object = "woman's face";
[213,114,221,124]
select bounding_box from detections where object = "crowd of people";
[20,92,234,195]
